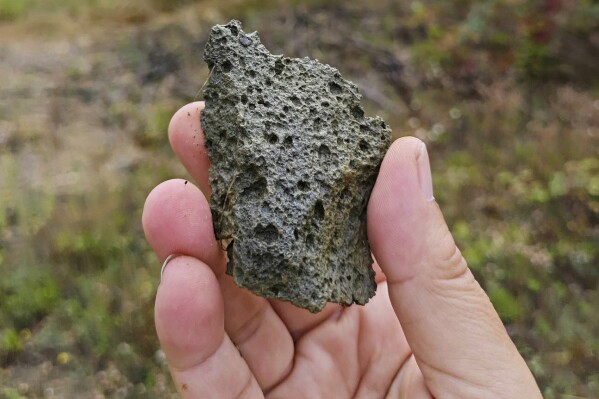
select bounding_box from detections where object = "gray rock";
[201,20,391,312]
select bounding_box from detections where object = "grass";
[0,0,598,397]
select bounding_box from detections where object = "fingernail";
[160,254,181,282]
[417,142,435,202]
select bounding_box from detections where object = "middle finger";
[143,179,294,391]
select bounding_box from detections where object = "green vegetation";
[1,0,597,397]
[0,0,27,21]
[0,0,194,23]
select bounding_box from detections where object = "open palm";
[142,102,541,398]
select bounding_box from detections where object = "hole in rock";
[254,223,279,243]
[313,117,323,129]
[242,177,267,200]
[257,98,271,107]
[274,59,285,75]
[318,144,331,159]
[227,136,238,147]
[221,60,233,73]
[329,82,342,94]
[351,105,364,119]
[314,200,325,220]
[298,180,310,191]
[227,24,239,36]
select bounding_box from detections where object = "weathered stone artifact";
[201,20,391,312]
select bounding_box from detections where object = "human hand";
[142,102,542,398]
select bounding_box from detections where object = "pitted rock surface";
[201,20,391,312]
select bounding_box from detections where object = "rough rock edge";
[201,20,391,312]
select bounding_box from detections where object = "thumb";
[368,137,541,398]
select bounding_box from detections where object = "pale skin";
[142,102,543,398]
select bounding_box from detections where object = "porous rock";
[201,20,391,312]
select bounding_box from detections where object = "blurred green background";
[0,0,597,397]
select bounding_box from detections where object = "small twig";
[218,174,238,250]
[195,66,215,101]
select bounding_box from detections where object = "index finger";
[168,101,211,195]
